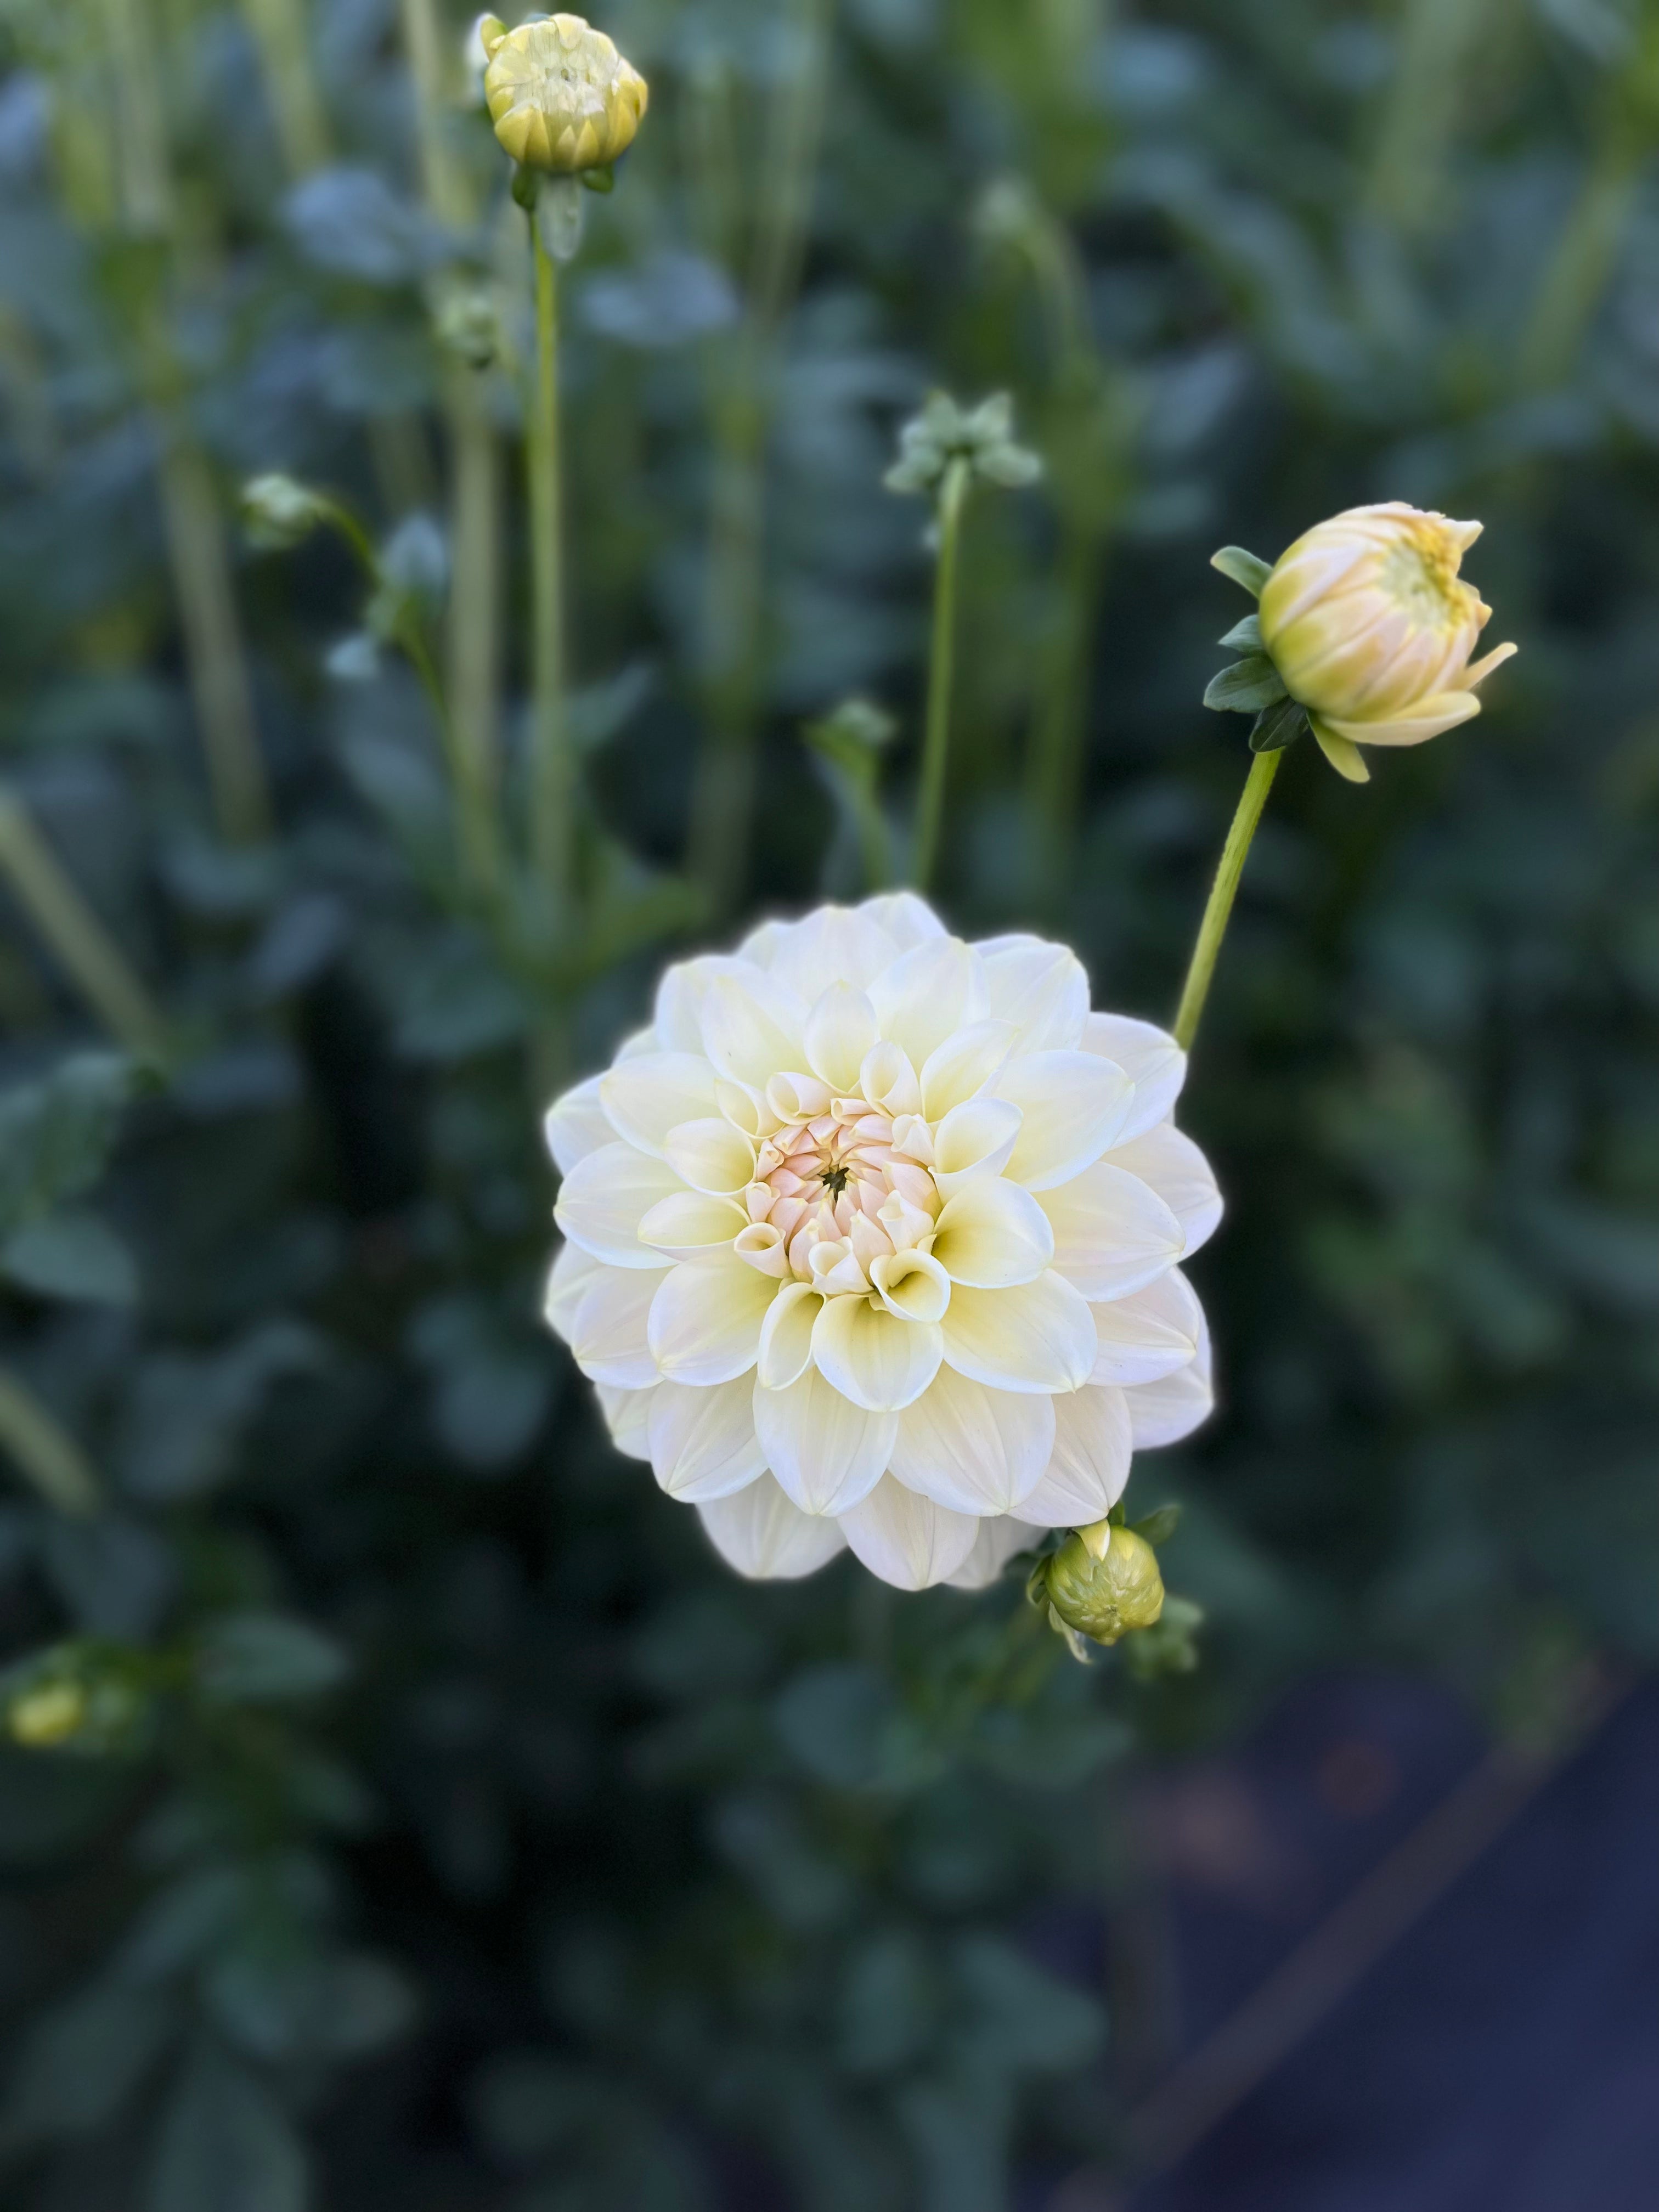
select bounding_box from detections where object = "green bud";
[1039,1520,1165,1647]
[433,283,501,369]
[2,1641,151,1755]
[884,390,1043,501]
[241,473,330,552]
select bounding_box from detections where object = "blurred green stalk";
[686,0,829,914]
[399,0,506,901]
[912,458,971,895]
[1364,0,1494,230]
[0,1372,103,1518]
[103,0,272,845]
[0,790,168,1062]
[528,229,573,930]
[239,0,331,174]
[1171,749,1283,1054]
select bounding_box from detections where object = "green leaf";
[1218,612,1263,651]
[3,1979,174,2141]
[1132,1503,1183,1549]
[1210,544,1273,596]
[1,1211,137,1304]
[195,1612,350,1705]
[1203,654,1287,713]
[148,2044,307,2212]
[1249,696,1310,753]
[0,1054,134,1240]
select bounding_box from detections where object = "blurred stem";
[528,226,572,930]
[0,1372,103,1518]
[1171,748,1283,1054]
[1519,37,1658,390]
[1364,0,1493,229]
[1026,519,1104,889]
[0,789,168,1062]
[156,436,273,844]
[238,0,330,175]
[400,0,505,900]
[686,0,829,915]
[911,459,971,896]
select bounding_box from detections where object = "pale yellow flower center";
[1375,521,1481,636]
[749,1090,939,1293]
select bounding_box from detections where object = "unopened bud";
[242,473,329,551]
[1039,1520,1165,1646]
[9,1679,86,1747]
[884,390,1042,501]
[482,14,648,174]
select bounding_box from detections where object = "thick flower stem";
[528,227,572,931]
[1171,748,1283,1054]
[911,457,971,895]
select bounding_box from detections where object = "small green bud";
[1040,1520,1165,1647]
[241,473,330,551]
[884,390,1043,501]
[433,282,501,369]
[2,1641,151,1754]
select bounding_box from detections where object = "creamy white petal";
[544,1076,616,1175]
[868,1249,952,1324]
[662,1117,757,1197]
[754,1366,895,1515]
[1105,1124,1223,1256]
[600,1052,721,1156]
[974,936,1090,1053]
[946,1515,1042,1592]
[698,1476,848,1581]
[697,969,808,1087]
[1081,1013,1187,1143]
[653,953,747,1054]
[647,1376,768,1502]
[803,983,881,1092]
[940,1272,1097,1394]
[554,1144,683,1269]
[544,1239,601,1339]
[1089,1267,1203,1387]
[595,1383,653,1461]
[889,1367,1055,1515]
[868,937,986,1068]
[932,1097,1023,1194]
[837,1476,979,1590]
[918,1020,1015,1121]
[568,1265,660,1389]
[637,1190,748,1261]
[757,1282,825,1389]
[996,1051,1134,1191]
[647,1258,778,1385]
[754,907,898,997]
[1124,1316,1215,1447]
[812,1295,943,1412]
[930,1177,1054,1288]
[1037,1163,1184,1300]
[857,890,946,951]
[1016,1385,1132,1526]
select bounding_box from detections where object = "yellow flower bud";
[1042,1521,1165,1646]
[1258,503,1516,784]
[482,14,648,174]
[9,1680,87,1747]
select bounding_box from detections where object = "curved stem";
[528,224,571,928]
[1171,747,1283,1054]
[912,457,970,895]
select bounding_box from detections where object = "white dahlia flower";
[543,896,1220,1594]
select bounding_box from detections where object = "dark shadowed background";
[0,0,1656,2205]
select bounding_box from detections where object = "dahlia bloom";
[543,896,1219,1593]
[1258,503,1516,783]
[479,13,648,174]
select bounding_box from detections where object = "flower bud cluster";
[884,391,1042,500]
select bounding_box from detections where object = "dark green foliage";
[1,0,1657,2204]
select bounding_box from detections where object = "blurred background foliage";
[0,0,1656,2203]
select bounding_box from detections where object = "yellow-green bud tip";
[483,14,648,175]
[9,1680,86,1747]
[1042,1523,1165,1646]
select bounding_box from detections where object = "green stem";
[0,788,169,1062]
[0,1370,103,1517]
[911,457,970,895]
[445,376,504,897]
[1026,517,1104,894]
[1171,747,1283,1054]
[528,224,571,928]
